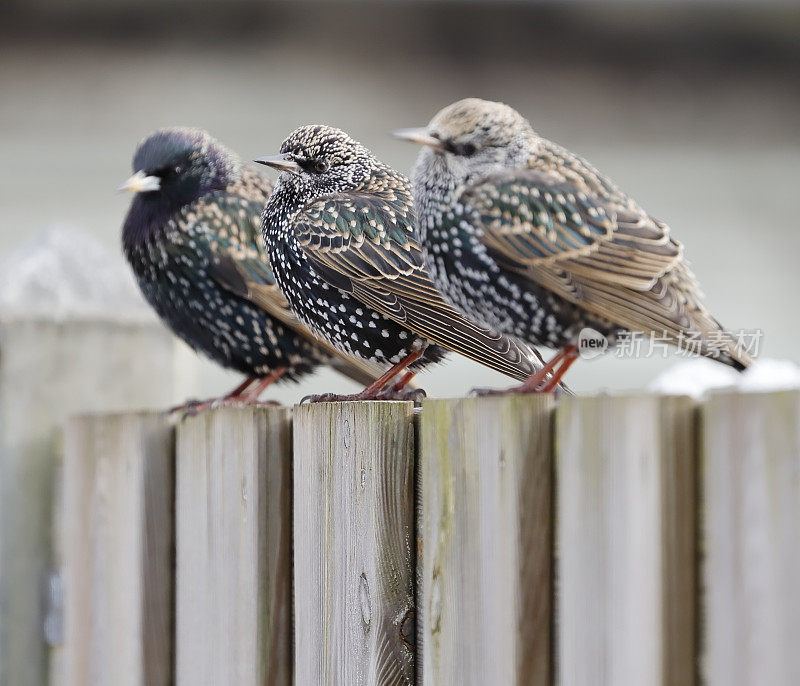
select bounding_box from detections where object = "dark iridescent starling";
[397,98,751,390]
[119,127,383,408]
[256,125,544,401]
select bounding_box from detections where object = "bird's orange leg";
[303,348,426,403]
[239,367,288,402]
[168,375,255,414]
[371,370,424,401]
[168,367,288,416]
[517,345,576,393]
[539,347,579,392]
[225,376,258,399]
[387,370,417,393]
[475,345,578,396]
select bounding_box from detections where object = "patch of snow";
[649,357,800,397]
[737,358,800,392]
[0,224,155,323]
[648,358,738,398]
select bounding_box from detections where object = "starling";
[396,98,751,391]
[256,125,545,401]
[119,127,384,409]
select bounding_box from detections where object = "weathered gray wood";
[175,406,292,686]
[61,412,174,686]
[0,320,177,686]
[702,390,800,686]
[557,394,697,686]
[418,395,554,685]
[0,226,196,686]
[293,401,415,685]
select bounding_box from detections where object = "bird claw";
[374,386,427,404]
[300,387,427,405]
[165,398,208,417]
[470,383,549,397]
[300,392,353,404]
[165,396,281,418]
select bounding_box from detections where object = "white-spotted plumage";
[122,128,386,387]
[260,125,547,383]
[407,98,751,370]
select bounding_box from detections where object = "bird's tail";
[353,282,545,383]
[702,320,753,371]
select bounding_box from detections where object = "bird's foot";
[374,385,427,404]
[471,382,549,397]
[471,345,579,397]
[166,398,208,416]
[301,352,426,405]
[166,396,281,418]
[300,392,356,404]
[301,386,426,405]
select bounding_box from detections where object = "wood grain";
[61,411,174,686]
[175,406,292,686]
[418,395,554,686]
[293,401,416,685]
[702,390,800,686]
[556,394,697,686]
[0,319,177,686]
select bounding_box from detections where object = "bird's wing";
[458,168,750,367]
[291,189,542,381]
[462,168,682,288]
[189,192,387,386]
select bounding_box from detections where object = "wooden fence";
[55,391,800,686]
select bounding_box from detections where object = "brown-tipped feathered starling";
[119,127,384,409]
[396,98,752,391]
[256,125,544,401]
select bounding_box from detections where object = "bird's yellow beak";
[117,170,161,193]
[392,127,444,151]
[254,153,302,174]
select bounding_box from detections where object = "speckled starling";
[397,98,751,391]
[119,127,384,408]
[256,125,544,401]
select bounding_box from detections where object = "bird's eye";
[173,165,183,175]
[460,142,477,156]
[314,159,330,173]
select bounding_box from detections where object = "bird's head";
[395,98,534,186]
[255,125,374,202]
[119,127,236,209]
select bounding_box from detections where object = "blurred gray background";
[2,0,799,401]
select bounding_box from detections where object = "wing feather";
[291,180,542,381]
[459,168,750,367]
[194,192,387,385]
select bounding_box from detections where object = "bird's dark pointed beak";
[254,153,302,174]
[392,127,444,151]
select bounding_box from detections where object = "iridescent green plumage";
[121,128,384,403]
